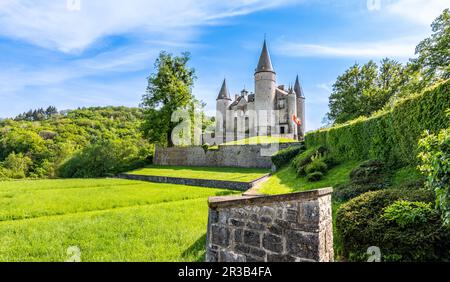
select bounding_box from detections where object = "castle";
[215,40,306,145]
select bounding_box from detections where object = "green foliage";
[0,106,153,179]
[333,160,390,201]
[291,146,328,176]
[349,159,386,184]
[414,9,450,82]
[418,127,450,226]
[259,161,358,195]
[305,159,327,174]
[336,189,449,261]
[306,171,324,182]
[306,80,450,167]
[141,51,197,147]
[382,201,434,228]
[59,139,149,178]
[271,145,304,169]
[327,59,404,124]
[0,152,32,179]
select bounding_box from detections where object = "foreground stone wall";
[205,188,334,262]
[154,143,302,169]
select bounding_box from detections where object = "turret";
[287,87,298,138]
[294,75,305,138]
[254,39,276,136]
[216,79,231,144]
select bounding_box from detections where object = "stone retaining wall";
[117,173,270,191]
[154,143,302,169]
[205,188,334,262]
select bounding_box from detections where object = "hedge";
[271,145,305,169]
[306,80,450,167]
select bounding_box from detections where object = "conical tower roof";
[217,78,231,100]
[255,40,275,74]
[294,75,304,98]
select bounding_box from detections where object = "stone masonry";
[154,142,302,169]
[205,188,334,262]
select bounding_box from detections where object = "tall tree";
[141,52,196,147]
[414,9,450,82]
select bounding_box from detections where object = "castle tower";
[294,75,306,138]
[287,87,298,139]
[254,39,276,136]
[215,79,231,144]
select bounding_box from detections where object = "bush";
[418,127,450,226]
[59,139,151,178]
[382,201,434,228]
[307,171,324,182]
[305,80,450,167]
[291,146,328,176]
[271,145,304,168]
[333,160,390,201]
[1,152,32,179]
[305,159,328,174]
[349,159,386,184]
[336,189,449,261]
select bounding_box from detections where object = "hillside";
[0,106,153,179]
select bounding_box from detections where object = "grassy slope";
[259,161,359,195]
[0,179,237,261]
[128,166,269,182]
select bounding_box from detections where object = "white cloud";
[0,0,294,53]
[276,37,420,58]
[384,0,449,26]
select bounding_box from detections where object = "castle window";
[278,99,286,109]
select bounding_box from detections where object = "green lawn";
[128,165,269,182]
[219,136,298,146]
[258,161,360,195]
[0,179,237,262]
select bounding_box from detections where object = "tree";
[327,59,408,124]
[141,51,196,147]
[414,9,450,82]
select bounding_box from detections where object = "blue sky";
[0,0,448,130]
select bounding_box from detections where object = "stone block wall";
[205,188,334,262]
[154,142,302,169]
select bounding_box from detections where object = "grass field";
[128,165,269,182]
[258,161,359,195]
[0,179,237,262]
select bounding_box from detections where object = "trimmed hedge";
[336,189,449,261]
[271,145,305,169]
[306,80,450,167]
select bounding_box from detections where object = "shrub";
[305,80,450,167]
[305,159,328,174]
[336,189,449,261]
[291,146,327,176]
[271,145,304,169]
[382,201,434,228]
[349,159,386,184]
[307,171,324,181]
[1,152,32,179]
[59,139,151,178]
[333,160,390,201]
[418,127,450,226]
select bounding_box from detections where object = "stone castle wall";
[205,188,334,262]
[154,142,302,169]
